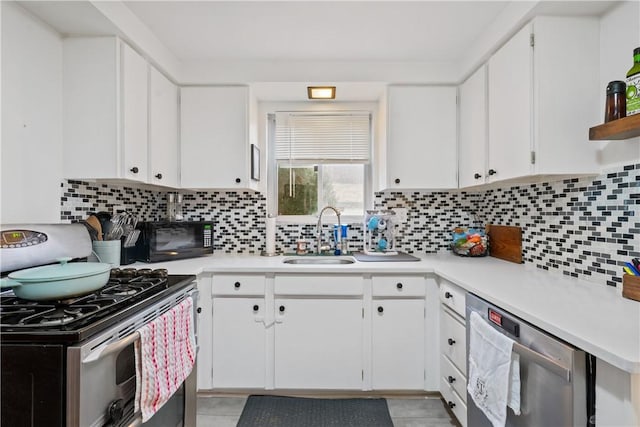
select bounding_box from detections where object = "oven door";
[67,289,198,427]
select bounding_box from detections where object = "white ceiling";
[17,0,620,101]
[123,1,511,62]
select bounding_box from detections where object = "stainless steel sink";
[283,257,355,265]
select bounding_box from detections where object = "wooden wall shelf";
[589,114,640,140]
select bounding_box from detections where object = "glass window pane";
[320,164,364,216]
[277,165,318,215]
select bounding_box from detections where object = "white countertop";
[131,253,640,374]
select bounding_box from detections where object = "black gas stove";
[0,268,196,343]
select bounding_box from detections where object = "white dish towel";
[467,311,521,427]
[134,296,196,422]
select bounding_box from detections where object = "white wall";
[1,2,63,224]
[597,0,640,168]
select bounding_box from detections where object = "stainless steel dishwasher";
[465,293,595,427]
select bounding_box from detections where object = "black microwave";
[133,221,213,263]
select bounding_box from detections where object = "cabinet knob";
[447,376,456,384]
[235,178,241,184]
[279,305,285,313]
[396,283,403,289]
[488,169,497,176]
[448,401,456,409]
[444,291,452,299]
[234,282,241,289]
[130,167,139,174]
[474,173,482,179]
[394,178,400,184]
[253,305,259,312]
[196,307,202,314]
[448,338,456,346]
[377,306,384,313]
[155,173,163,180]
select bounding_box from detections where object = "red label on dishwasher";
[489,309,502,326]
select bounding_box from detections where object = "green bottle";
[626,47,640,116]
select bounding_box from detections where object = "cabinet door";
[488,24,533,182]
[459,66,488,188]
[120,42,148,182]
[274,298,363,389]
[387,86,457,189]
[196,277,213,390]
[372,299,425,390]
[148,66,179,188]
[212,298,266,388]
[180,86,250,189]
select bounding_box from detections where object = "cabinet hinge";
[530,151,536,164]
[530,33,535,47]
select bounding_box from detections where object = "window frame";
[267,111,373,225]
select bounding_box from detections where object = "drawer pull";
[396,283,403,289]
[253,305,259,312]
[447,338,456,346]
[196,307,202,314]
[447,376,456,384]
[377,306,384,313]
[448,401,456,409]
[279,305,285,313]
[234,282,241,289]
[444,291,453,299]
[130,166,139,174]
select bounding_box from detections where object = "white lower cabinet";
[371,299,425,390]
[211,298,266,388]
[439,279,468,427]
[274,298,363,389]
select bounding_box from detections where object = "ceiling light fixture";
[307,86,336,100]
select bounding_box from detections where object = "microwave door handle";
[82,331,140,364]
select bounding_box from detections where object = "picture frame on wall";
[251,144,260,181]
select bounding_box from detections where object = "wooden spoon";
[86,215,103,241]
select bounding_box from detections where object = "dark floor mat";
[236,395,394,427]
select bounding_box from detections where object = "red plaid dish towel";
[134,296,196,421]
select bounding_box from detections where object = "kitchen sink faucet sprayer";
[316,206,341,254]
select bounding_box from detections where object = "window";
[270,112,371,219]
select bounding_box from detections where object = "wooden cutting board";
[486,225,522,264]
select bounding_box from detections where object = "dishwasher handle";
[513,341,571,382]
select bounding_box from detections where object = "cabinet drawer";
[440,280,466,318]
[440,354,466,403]
[275,275,363,296]
[212,275,265,296]
[441,308,467,375]
[440,375,467,427]
[372,275,426,297]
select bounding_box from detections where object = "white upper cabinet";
[458,66,488,188]
[148,66,179,188]
[385,86,457,190]
[63,37,149,182]
[180,86,258,190]
[486,17,600,184]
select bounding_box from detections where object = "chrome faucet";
[316,206,341,254]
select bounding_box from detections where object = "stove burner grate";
[0,269,169,329]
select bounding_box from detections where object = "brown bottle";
[604,80,626,122]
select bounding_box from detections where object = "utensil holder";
[88,240,121,267]
[622,275,640,302]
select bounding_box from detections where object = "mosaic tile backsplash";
[60,162,638,287]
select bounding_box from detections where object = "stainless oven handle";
[126,415,142,427]
[513,341,571,382]
[82,331,140,364]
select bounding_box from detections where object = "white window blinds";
[275,112,371,163]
